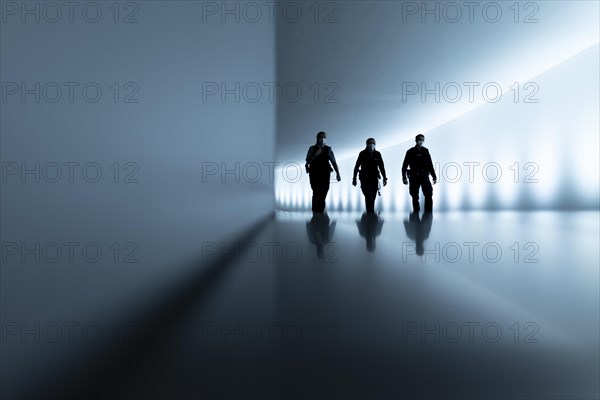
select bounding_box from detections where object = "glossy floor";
[14,211,600,399]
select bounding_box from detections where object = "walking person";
[305,131,341,213]
[352,138,388,214]
[402,134,437,213]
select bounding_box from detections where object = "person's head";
[415,134,425,147]
[316,131,327,146]
[366,138,376,152]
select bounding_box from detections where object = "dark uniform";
[353,150,387,213]
[402,146,437,212]
[306,145,338,213]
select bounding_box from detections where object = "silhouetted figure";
[356,212,384,252]
[352,138,388,214]
[402,134,437,213]
[306,212,337,259]
[305,131,341,213]
[403,211,433,256]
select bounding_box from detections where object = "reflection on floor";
[31,212,600,398]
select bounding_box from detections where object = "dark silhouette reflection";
[403,211,433,256]
[306,212,337,259]
[356,212,384,252]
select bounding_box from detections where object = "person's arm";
[378,152,387,181]
[353,152,363,181]
[304,146,313,173]
[306,146,318,164]
[328,148,341,178]
[304,146,323,172]
[377,152,388,186]
[402,150,410,180]
[427,150,437,181]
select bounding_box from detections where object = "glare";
[275,42,599,211]
[445,182,463,211]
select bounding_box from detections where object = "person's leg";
[409,176,420,212]
[310,173,327,212]
[360,179,374,213]
[321,178,331,212]
[309,173,318,212]
[422,175,433,213]
[368,179,378,213]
